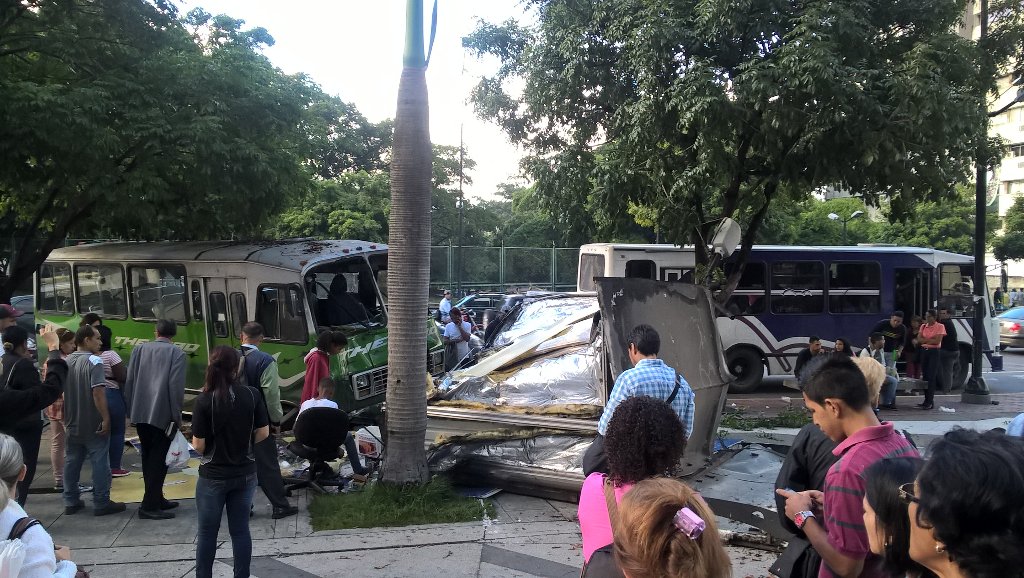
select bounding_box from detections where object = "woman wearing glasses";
[862,458,935,578]
[905,429,1024,578]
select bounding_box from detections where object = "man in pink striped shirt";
[777,357,918,578]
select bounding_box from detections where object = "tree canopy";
[464,0,1015,295]
[0,1,323,299]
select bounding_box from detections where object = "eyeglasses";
[898,482,920,505]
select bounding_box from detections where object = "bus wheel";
[953,345,971,390]
[726,348,764,394]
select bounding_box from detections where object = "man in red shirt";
[777,357,919,578]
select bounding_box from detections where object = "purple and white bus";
[578,243,998,393]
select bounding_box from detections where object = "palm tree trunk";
[381,0,431,485]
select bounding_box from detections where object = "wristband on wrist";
[794,510,815,530]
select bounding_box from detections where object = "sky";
[179,0,531,200]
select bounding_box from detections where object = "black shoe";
[138,508,174,520]
[917,403,935,410]
[94,502,127,516]
[272,505,299,519]
[881,403,899,411]
[160,500,179,510]
[64,500,85,515]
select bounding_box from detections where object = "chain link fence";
[430,245,580,296]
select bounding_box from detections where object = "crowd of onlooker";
[793,309,964,412]
[578,323,1024,578]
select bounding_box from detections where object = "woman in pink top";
[915,310,946,410]
[577,396,688,569]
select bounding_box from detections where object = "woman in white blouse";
[0,433,77,577]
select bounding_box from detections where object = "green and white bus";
[35,240,444,416]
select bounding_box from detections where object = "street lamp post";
[827,210,864,245]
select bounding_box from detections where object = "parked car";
[9,294,34,335]
[454,293,507,319]
[998,307,1024,349]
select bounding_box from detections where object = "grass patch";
[719,405,812,431]
[307,476,496,531]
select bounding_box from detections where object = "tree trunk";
[381,0,431,486]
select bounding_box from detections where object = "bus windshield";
[307,256,386,328]
[937,263,976,318]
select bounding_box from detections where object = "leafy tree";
[0,1,315,301]
[993,196,1024,262]
[381,0,432,485]
[882,187,998,255]
[464,0,1000,298]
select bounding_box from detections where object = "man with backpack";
[239,322,297,519]
[582,324,695,475]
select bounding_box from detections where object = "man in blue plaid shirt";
[584,324,695,474]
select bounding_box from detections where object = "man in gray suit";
[123,319,186,520]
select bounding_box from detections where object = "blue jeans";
[105,388,126,469]
[881,375,899,406]
[64,433,111,509]
[195,473,258,578]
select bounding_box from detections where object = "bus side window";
[257,285,307,343]
[721,262,766,316]
[771,261,824,314]
[209,292,228,338]
[128,265,187,322]
[578,254,606,291]
[38,262,73,313]
[828,262,881,314]
[74,263,126,318]
[625,259,656,280]
[191,280,203,321]
[229,292,247,336]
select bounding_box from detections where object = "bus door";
[204,277,246,349]
[894,268,932,319]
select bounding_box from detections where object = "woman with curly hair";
[907,429,1024,578]
[577,396,686,574]
[613,477,731,578]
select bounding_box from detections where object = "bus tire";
[726,347,764,394]
[953,345,971,390]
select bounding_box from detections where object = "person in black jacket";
[0,324,65,505]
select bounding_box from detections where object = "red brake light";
[1011,323,1020,332]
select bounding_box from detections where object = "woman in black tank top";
[191,346,270,578]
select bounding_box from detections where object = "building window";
[770,261,825,314]
[828,262,881,314]
[1010,143,1024,158]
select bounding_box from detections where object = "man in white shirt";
[299,378,339,414]
[295,378,368,480]
[438,290,453,323]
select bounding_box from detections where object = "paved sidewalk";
[25,428,775,578]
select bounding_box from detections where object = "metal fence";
[430,245,580,296]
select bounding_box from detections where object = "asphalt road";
[733,349,1024,397]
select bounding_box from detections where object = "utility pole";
[456,124,465,297]
[964,0,992,404]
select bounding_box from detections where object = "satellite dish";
[711,218,742,258]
